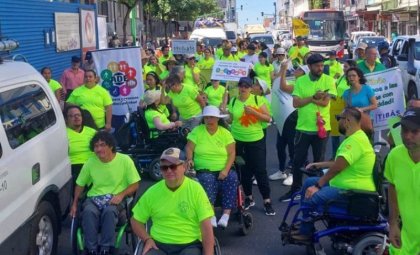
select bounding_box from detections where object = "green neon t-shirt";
[204,85,225,107]
[145,108,170,138]
[48,79,62,93]
[197,57,215,70]
[324,60,343,79]
[228,95,265,142]
[66,126,96,165]
[253,63,274,88]
[132,177,214,244]
[184,65,201,88]
[168,85,202,120]
[259,96,271,129]
[292,74,336,132]
[385,145,420,255]
[329,130,376,191]
[76,153,141,197]
[336,75,350,98]
[67,85,113,128]
[187,125,235,171]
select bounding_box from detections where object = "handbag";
[347,90,374,136]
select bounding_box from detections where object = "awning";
[366,5,382,11]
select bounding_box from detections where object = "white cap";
[255,77,269,94]
[357,42,368,50]
[276,48,286,55]
[198,105,228,118]
[231,47,238,52]
[185,53,195,59]
[143,90,161,106]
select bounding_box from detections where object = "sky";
[236,0,277,30]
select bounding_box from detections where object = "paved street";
[57,125,333,255]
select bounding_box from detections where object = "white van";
[0,51,72,254]
[389,35,420,100]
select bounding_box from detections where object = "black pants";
[236,138,271,200]
[276,111,297,170]
[291,131,328,192]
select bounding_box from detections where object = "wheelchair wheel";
[239,211,253,236]
[148,158,162,181]
[352,234,384,255]
[70,217,83,255]
[214,236,222,255]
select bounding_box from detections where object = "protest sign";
[366,67,405,131]
[211,61,250,82]
[172,40,196,55]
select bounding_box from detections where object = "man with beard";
[279,54,336,202]
[291,107,376,241]
[385,108,420,254]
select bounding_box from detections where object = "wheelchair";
[279,146,389,255]
[70,195,139,255]
[187,156,254,237]
[115,109,189,181]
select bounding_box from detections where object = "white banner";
[366,67,405,130]
[211,61,250,82]
[271,77,296,135]
[92,48,144,115]
[172,40,196,54]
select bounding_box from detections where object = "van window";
[0,84,56,149]
[415,42,420,60]
[392,39,404,55]
[401,41,409,55]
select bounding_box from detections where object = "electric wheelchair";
[115,109,189,181]
[279,144,389,255]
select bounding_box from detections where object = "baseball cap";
[160,147,185,165]
[328,50,337,56]
[71,56,81,63]
[238,77,253,87]
[357,42,368,50]
[276,48,286,55]
[393,108,420,129]
[306,54,324,65]
[185,54,195,59]
[296,36,304,41]
[231,47,238,52]
[255,77,268,94]
[297,64,310,74]
[143,90,161,106]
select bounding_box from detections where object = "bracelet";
[314,182,322,189]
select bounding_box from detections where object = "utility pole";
[273,2,277,28]
[417,0,420,35]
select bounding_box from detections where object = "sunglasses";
[160,163,182,172]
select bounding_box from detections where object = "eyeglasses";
[335,115,347,121]
[160,163,182,172]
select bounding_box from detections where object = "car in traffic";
[249,33,276,51]
[348,31,377,58]
[353,36,388,58]
[390,35,420,100]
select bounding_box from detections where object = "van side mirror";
[397,55,408,61]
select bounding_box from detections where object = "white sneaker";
[282,174,293,186]
[252,179,258,185]
[269,171,288,180]
[218,214,230,228]
[211,216,217,228]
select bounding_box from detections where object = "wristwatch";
[314,182,322,189]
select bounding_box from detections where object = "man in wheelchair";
[130,147,215,255]
[70,131,141,255]
[291,107,376,242]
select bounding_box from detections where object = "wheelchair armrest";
[300,168,324,177]
[235,156,246,166]
[341,189,379,198]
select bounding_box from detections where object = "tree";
[118,0,141,44]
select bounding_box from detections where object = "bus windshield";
[305,20,345,41]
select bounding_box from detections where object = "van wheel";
[30,201,58,255]
[148,158,162,181]
[407,82,418,101]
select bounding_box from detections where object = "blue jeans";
[299,177,346,235]
[82,199,119,252]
